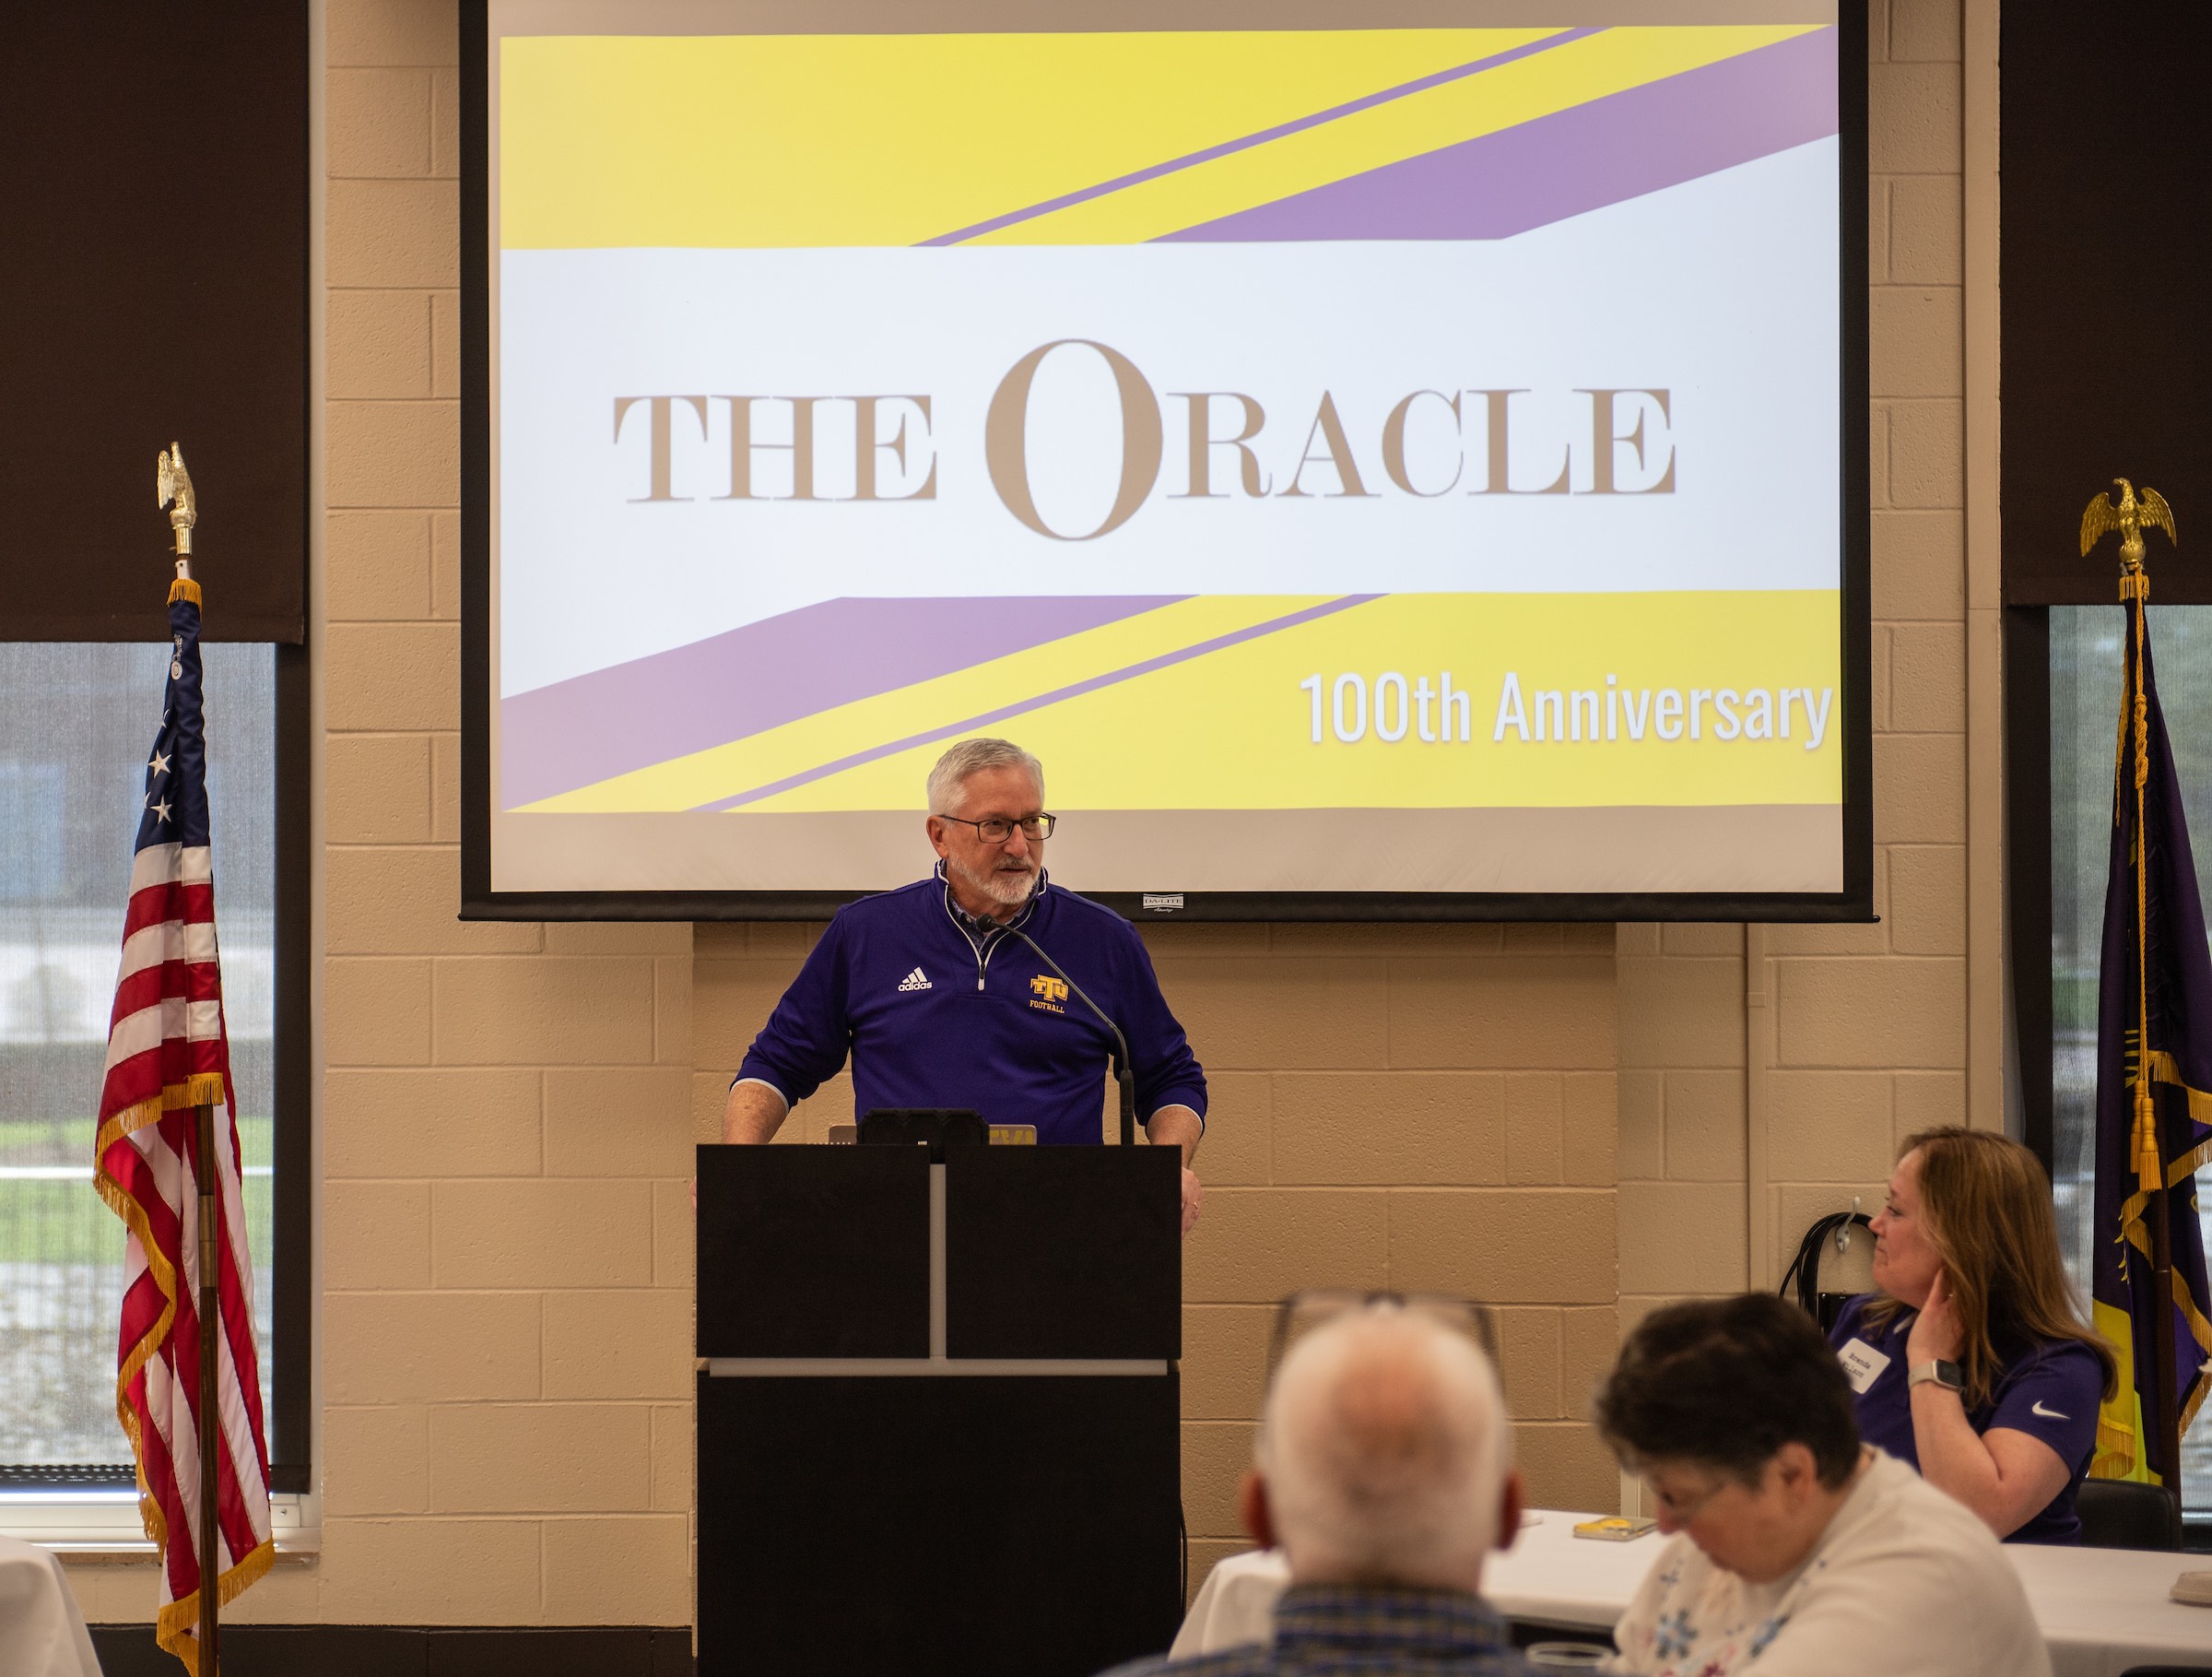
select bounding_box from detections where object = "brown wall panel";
[2000,4,2212,603]
[1,6,306,640]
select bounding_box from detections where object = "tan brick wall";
[64,0,1983,1631]
[1159,919,1621,1553]
[1617,0,1971,1336]
[1774,0,1971,1278]
[1618,923,1750,1319]
[313,0,700,1625]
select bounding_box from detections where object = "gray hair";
[926,738,1044,816]
[1258,1308,1512,1587]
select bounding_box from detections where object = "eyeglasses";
[936,812,1056,844]
[1266,1289,1500,1386]
[1638,1470,1730,1524]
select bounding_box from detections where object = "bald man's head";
[1248,1309,1518,1591]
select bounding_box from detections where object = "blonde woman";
[1828,1127,2116,1543]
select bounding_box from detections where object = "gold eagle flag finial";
[2080,478,2177,594]
[156,442,196,573]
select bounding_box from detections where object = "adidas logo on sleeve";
[896,967,932,993]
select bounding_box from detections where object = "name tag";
[1837,1337,1891,1395]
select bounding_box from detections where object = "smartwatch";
[1909,1359,1964,1394]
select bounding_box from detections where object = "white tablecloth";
[0,1535,102,1677]
[2010,1541,2212,1677]
[1175,1510,2212,1677]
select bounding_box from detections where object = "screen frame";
[460,0,1874,923]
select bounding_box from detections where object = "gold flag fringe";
[2091,1295,2145,1481]
[92,1071,261,1658]
[155,1539,276,1676]
[168,578,203,608]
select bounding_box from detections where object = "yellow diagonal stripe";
[527,591,1844,816]
[520,596,1314,812]
[499,26,1817,250]
[971,27,1818,246]
[740,592,1841,812]
[500,30,1555,250]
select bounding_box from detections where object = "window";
[2039,604,2212,1512]
[0,643,305,1492]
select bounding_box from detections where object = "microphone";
[1005,923,1137,1148]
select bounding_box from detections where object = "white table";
[1176,1510,2212,1677]
[0,1533,102,1677]
[2011,1541,2212,1677]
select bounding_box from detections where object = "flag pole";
[2123,536,2183,1489]
[195,1094,220,1675]
[163,448,220,1676]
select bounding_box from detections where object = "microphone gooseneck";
[1006,923,1137,1148]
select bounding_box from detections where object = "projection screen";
[464,0,1870,920]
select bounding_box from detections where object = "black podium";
[696,1143,1184,1677]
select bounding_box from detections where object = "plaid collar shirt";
[1101,1584,1531,1676]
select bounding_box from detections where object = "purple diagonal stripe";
[695,594,1383,812]
[917,29,1604,247]
[1156,26,1837,243]
[500,596,1182,808]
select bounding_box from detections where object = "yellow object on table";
[1573,1516,1656,1541]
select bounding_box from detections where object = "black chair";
[2077,1477,2183,1551]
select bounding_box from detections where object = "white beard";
[951,853,1037,909]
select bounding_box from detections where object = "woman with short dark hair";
[1830,1127,2116,1542]
[1596,1293,2048,1677]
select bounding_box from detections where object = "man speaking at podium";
[721,738,1208,1233]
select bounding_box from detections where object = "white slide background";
[497,139,1839,698]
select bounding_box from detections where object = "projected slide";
[483,7,1849,902]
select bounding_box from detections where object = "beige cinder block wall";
[1618,0,1985,1351]
[310,0,699,1626]
[64,0,1993,1632]
[311,0,700,1625]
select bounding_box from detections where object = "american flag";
[92,576,272,1671]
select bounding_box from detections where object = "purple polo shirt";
[735,868,1206,1147]
[1829,1293,2104,1544]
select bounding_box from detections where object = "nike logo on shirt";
[2030,1399,2069,1420]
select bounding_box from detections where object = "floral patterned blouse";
[1608,1449,2051,1677]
